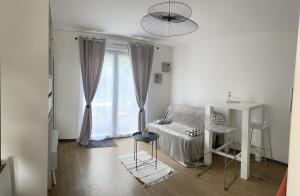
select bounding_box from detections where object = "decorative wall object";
[154,73,162,83]
[162,62,171,72]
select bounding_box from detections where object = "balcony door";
[91,48,139,140]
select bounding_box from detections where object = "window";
[90,48,139,140]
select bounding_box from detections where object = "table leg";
[241,110,250,180]
[135,141,137,170]
[204,105,213,165]
[156,139,158,169]
[133,140,135,160]
[152,141,153,159]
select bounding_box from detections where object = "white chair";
[250,118,273,180]
[196,114,239,191]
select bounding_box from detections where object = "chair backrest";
[263,118,271,129]
[212,112,225,126]
[205,113,225,130]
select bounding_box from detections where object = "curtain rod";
[69,29,153,43]
[53,27,170,50]
[74,37,104,42]
[74,36,159,49]
[65,28,160,49]
[73,31,146,41]
[74,36,152,45]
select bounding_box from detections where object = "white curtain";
[90,46,139,140]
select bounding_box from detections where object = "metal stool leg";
[195,132,214,176]
[250,126,273,181]
[266,127,273,179]
[250,128,254,147]
[267,127,273,160]
[233,131,237,167]
[212,133,216,165]
[261,129,267,179]
[250,128,261,179]
[250,128,255,162]
[249,128,257,163]
[224,130,239,191]
[224,133,228,190]
[250,128,258,174]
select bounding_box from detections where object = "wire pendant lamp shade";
[141,0,198,37]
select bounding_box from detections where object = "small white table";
[204,102,264,180]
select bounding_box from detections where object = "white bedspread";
[147,122,204,166]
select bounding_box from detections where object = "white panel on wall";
[53,29,83,139]
[0,0,49,195]
[147,46,172,123]
[287,15,300,196]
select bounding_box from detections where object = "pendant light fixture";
[140,0,198,37]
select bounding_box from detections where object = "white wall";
[0,0,49,195]
[147,46,172,122]
[171,31,297,163]
[287,15,300,196]
[53,29,82,139]
[53,29,172,139]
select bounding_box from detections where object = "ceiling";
[50,0,300,46]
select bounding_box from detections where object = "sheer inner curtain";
[90,44,139,140]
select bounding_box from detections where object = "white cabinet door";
[287,15,300,196]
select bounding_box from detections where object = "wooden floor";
[48,138,286,196]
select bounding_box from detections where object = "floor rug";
[118,151,176,187]
[87,139,117,148]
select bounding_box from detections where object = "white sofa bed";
[147,104,206,166]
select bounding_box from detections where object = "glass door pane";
[90,50,138,140]
[117,53,139,136]
[91,53,114,140]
